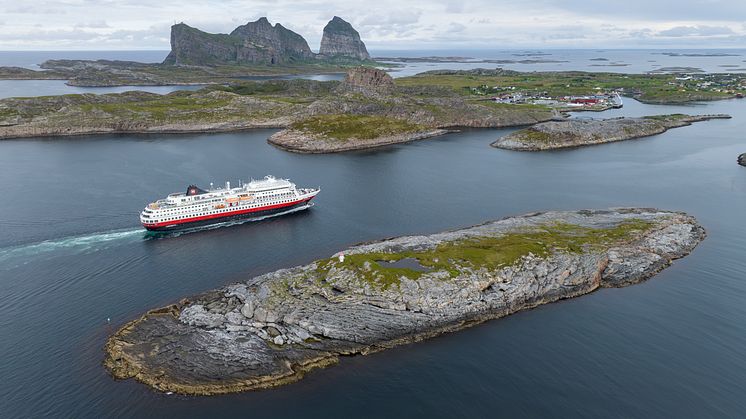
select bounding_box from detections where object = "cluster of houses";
[485,89,623,110]
[670,73,746,96]
[467,85,622,109]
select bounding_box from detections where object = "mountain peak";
[319,16,370,60]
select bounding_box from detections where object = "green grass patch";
[77,94,234,121]
[315,219,654,290]
[518,129,552,143]
[291,114,428,141]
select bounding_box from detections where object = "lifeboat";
[215,204,226,209]
[225,197,240,203]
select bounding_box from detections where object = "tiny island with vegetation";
[492,114,732,151]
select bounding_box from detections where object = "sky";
[1,0,745,50]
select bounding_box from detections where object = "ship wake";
[0,204,313,270]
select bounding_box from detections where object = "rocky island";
[0,16,376,87]
[105,208,704,395]
[268,69,451,152]
[491,114,732,151]
[739,153,746,167]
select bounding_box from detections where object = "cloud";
[359,10,422,27]
[447,22,466,33]
[0,0,745,49]
[445,1,464,13]
[75,21,111,29]
[657,25,735,37]
[7,5,67,14]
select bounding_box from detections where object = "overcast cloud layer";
[1,0,745,50]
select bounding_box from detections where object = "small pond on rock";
[376,257,432,272]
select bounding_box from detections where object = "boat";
[140,175,319,231]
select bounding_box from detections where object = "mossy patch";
[316,219,654,290]
[518,129,552,143]
[291,114,429,141]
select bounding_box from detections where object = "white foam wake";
[0,228,145,268]
[0,203,313,269]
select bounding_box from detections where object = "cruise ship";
[140,176,319,231]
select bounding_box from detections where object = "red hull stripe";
[142,196,314,228]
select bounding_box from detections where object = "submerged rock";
[105,208,704,395]
[492,114,731,151]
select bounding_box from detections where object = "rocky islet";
[105,208,705,395]
[491,114,732,151]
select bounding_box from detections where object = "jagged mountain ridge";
[164,16,369,66]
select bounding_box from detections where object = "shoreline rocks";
[491,114,731,151]
[104,208,704,395]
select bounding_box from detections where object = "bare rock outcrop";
[338,67,395,95]
[104,208,704,395]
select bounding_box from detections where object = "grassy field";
[315,219,654,289]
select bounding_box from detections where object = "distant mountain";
[163,17,369,66]
[319,16,370,60]
[229,17,314,63]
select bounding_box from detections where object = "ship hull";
[142,198,314,232]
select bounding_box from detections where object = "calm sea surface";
[0,51,745,418]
